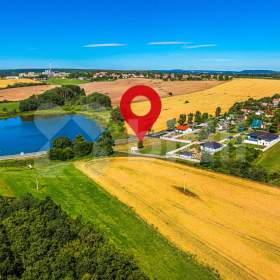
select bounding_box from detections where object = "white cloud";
[148,41,192,45]
[184,44,217,49]
[83,43,127,48]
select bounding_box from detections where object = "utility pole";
[35,177,39,191]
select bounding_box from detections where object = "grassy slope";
[256,141,280,172]
[0,160,218,280]
[0,101,19,112]
[47,78,90,85]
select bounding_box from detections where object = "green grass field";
[47,78,90,85]
[256,141,280,172]
[0,101,19,113]
[140,140,187,155]
[0,159,218,280]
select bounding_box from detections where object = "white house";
[244,131,279,147]
[5,76,19,80]
[178,152,193,159]
[175,125,192,134]
[201,141,224,154]
[131,146,139,153]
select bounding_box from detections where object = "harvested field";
[131,78,280,131]
[76,157,280,280]
[81,78,223,104]
[0,84,57,101]
[0,78,38,89]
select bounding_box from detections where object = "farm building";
[245,131,279,147]
[201,141,224,154]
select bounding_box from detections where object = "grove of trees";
[49,131,114,161]
[19,85,86,112]
[0,195,148,279]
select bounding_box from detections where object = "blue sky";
[0,0,280,70]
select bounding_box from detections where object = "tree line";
[19,86,112,112]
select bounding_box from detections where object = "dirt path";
[75,157,280,280]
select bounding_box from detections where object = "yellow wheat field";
[0,79,38,89]
[131,78,280,131]
[76,157,280,280]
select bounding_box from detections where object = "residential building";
[19,72,37,78]
[131,146,139,153]
[251,119,263,129]
[201,141,224,154]
[178,152,193,159]
[5,76,19,80]
[175,125,192,134]
[273,98,280,107]
[245,131,279,147]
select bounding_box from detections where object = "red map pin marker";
[120,85,161,142]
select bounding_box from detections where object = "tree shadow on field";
[172,185,200,199]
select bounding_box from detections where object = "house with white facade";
[175,125,192,134]
[200,141,224,154]
[244,131,279,147]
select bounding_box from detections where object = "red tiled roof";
[176,125,189,131]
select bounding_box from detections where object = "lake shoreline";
[0,114,104,157]
[0,151,47,161]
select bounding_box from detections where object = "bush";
[85,92,112,108]
[92,130,114,157]
[53,136,72,149]
[73,135,93,157]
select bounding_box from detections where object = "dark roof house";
[179,152,193,158]
[201,141,223,150]
[248,131,278,142]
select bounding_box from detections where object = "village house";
[255,110,264,116]
[251,119,264,129]
[241,109,252,114]
[244,131,279,147]
[216,121,228,131]
[131,146,139,153]
[178,152,193,160]
[273,98,280,107]
[200,141,224,154]
[5,76,19,80]
[19,72,38,78]
[175,124,192,134]
[261,102,269,107]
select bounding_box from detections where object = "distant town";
[1,69,234,82]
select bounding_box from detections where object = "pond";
[0,114,102,156]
